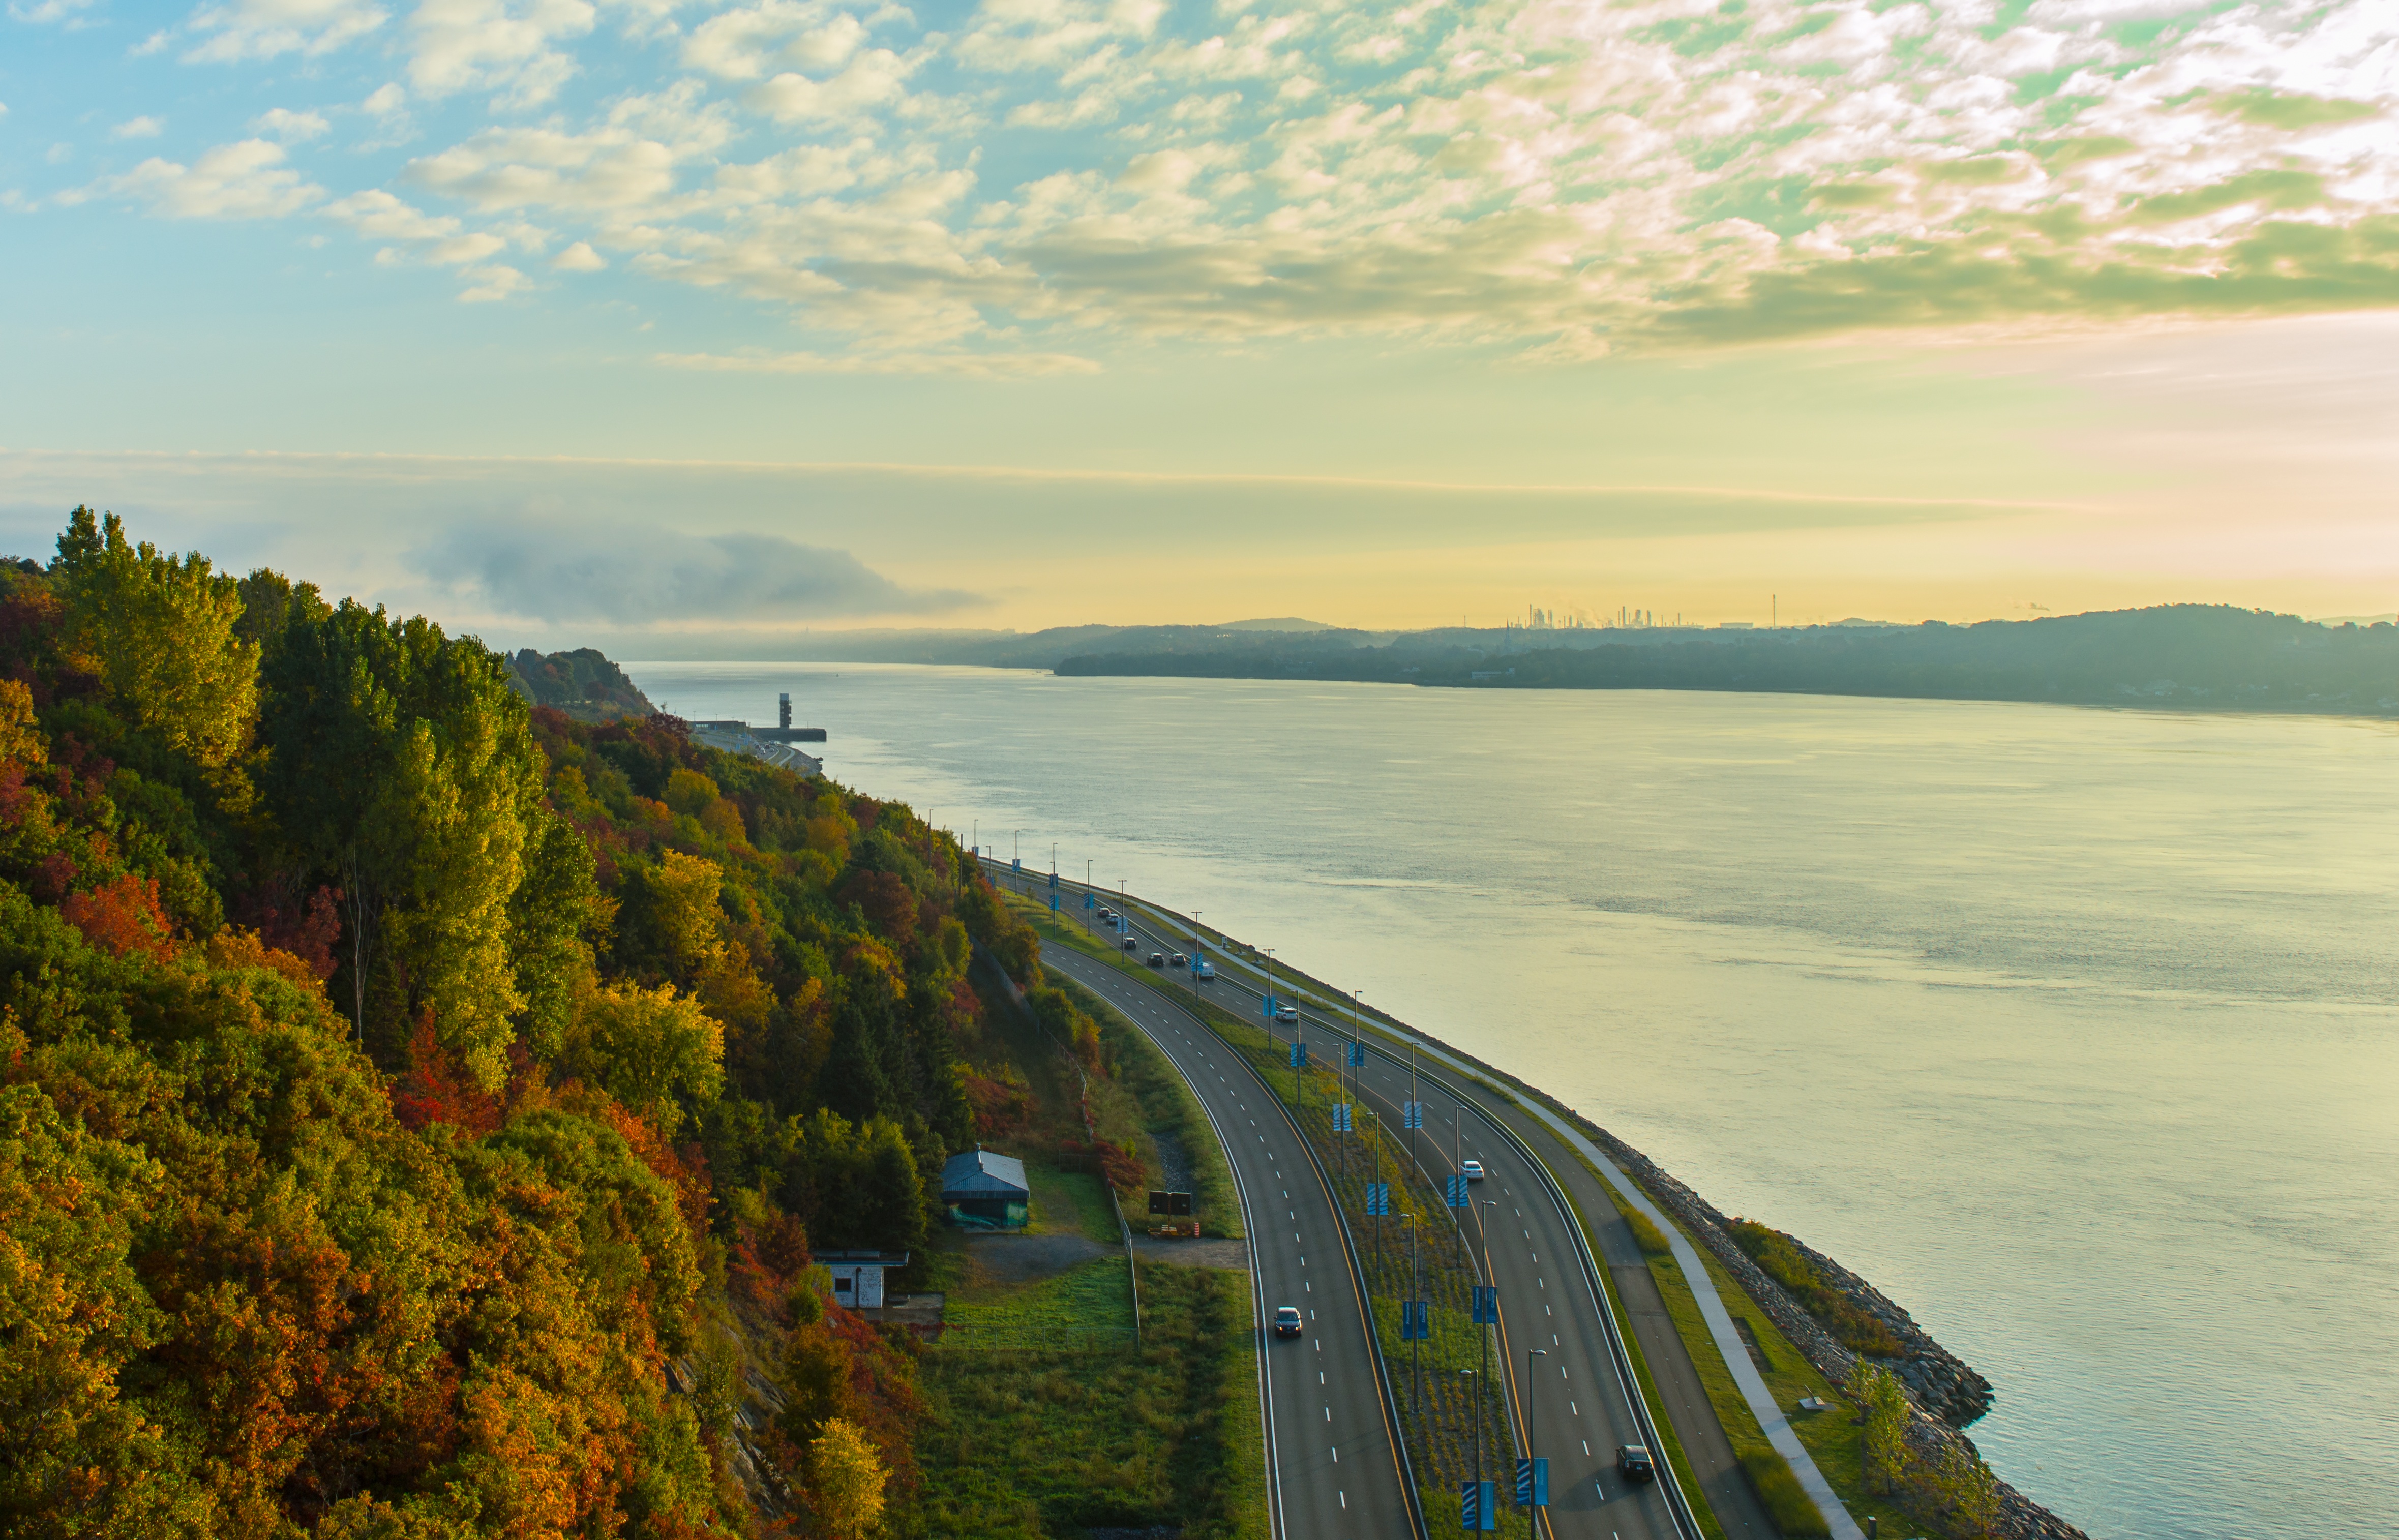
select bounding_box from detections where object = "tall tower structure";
[779,692,792,731]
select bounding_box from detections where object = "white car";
[1274,1004,1299,1025]
[1461,1160,1485,1182]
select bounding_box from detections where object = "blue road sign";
[1516,1458,1549,1507]
[1446,1175,1470,1207]
[1472,1285,1499,1324]
[1289,1041,1308,1068]
[1347,1042,1366,1067]
[1332,1103,1352,1132]
[1084,891,1094,908]
[1261,992,1276,1020]
[1011,858,1021,877]
[1048,869,1058,889]
[1049,891,1059,912]
[1404,1101,1424,1129]
[1402,1301,1429,1340]
[1366,1183,1390,1216]
[1461,1481,1496,1531]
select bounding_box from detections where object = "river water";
[633,663,2399,1538]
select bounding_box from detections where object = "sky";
[2,0,2396,643]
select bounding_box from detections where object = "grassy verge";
[1042,964,1244,1240]
[911,1260,1265,1538]
[1022,1161,1128,1246]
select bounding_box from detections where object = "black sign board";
[1146,1191,1196,1216]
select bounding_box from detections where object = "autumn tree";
[567,980,725,1134]
[806,1418,887,1539]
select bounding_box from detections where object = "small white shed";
[818,1250,910,1310]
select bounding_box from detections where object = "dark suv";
[1617,1445,1655,1483]
[1273,1306,1303,1339]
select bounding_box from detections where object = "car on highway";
[1148,952,1166,968]
[1171,952,1187,967]
[1461,1159,1485,1182]
[1194,961,1216,981]
[1273,1306,1303,1339]
[1274,1003,1299,1025]
[1616,1445,1655,1483]
[1122,937,1138,951]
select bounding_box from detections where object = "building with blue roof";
[940,1146,1030,1230]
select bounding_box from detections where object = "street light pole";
[1190,912,1202,1008]
[1464,1368,1482,1508]
[1527,1347,1549,1500]
[1265,948,1277,1047]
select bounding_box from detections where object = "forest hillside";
[0,509,1050,1539]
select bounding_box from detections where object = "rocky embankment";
[1560,1107,2089,1540]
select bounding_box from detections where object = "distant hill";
[1213,616,1338,632]
[1055,606,2399,716]
[506,646,656,721]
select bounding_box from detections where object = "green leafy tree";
[1848,1359,1913,1495]
[258,600,554,1083]
[53,507,258,776]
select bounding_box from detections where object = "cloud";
[97,0,2399,356]
[657,348,1103,379]
[8,0,97,22]
[252,107,331,141]
[552,239,606,269]
[110,116,165,140]
[415,525,979,622]
[69,139,323,219]
[407,0,596,107]
[185,0,387,63]
[455,262,531,301]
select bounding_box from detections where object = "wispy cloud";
[658,348,1104,379]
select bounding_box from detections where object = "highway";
[996,862,1775,1540]
[1057,875,1776,1540]
[1035,936,1422,1540]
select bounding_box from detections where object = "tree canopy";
[0,509,1047,1540]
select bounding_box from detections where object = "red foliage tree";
[60,871,176,962]
[387,1011,504,1137]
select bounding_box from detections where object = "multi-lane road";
[1012,863,1785,1535]
[1038,939,1422,1540]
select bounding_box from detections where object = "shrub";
[1626,1208,1674,1256]
[1726,1218,1903,1357]
[1739,1449,1831,1539]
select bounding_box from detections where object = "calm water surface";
[636,665,2399,1538]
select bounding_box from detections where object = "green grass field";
[910,1260,1266,1539]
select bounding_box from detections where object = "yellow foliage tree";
[569,980,725,1130]
[806,1417,886,1539]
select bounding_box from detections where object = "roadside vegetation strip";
[915,1260,1266,1540]
[1044,964,1244,1237]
